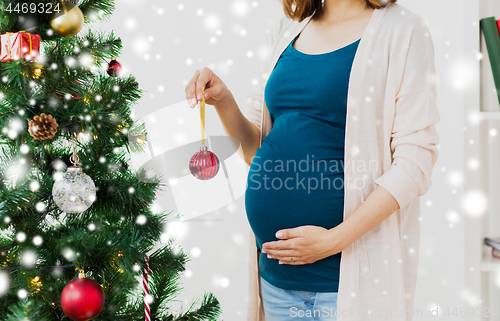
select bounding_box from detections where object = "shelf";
[479,111,500,120]
[481,247,500,271]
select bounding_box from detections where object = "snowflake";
[33,236,43,246]
[463,190,487,217]
[62,248,75,260]
[0,272,9,297]
[17,289,27,299]
[21,250,37,266]
[232,0,250,16]
[136,215,147,225]
[190,247,201,257]
[16,232,27,243]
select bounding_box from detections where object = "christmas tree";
[0,0,221,320]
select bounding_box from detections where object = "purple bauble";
[189,145,220,180]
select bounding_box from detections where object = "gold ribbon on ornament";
[200,87,206,145]
[3,31,33,61]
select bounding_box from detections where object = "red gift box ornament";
[0,31,41,62]
[189,88,220,180]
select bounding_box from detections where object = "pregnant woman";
[185,0,440,320]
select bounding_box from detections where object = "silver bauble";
[52,166,96,214]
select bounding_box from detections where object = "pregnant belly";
[245,148,345,250]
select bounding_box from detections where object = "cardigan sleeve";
[373,16,441,210]
[243,17,286,132]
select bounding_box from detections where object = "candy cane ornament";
[143,256,151,321]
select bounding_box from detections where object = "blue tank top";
[245,35,360,292]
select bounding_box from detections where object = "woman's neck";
[319,0,370,23]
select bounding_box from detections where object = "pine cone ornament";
[28,113,59,141]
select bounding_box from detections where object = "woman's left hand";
[261,225,341,265]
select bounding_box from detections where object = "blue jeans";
[260,275,338,321]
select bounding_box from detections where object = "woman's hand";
[185,67,231,109]
[261,225,344,265]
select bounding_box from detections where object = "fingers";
[265,249,294,258]
[203,88,210,100]
[203,85,220,101]
[185,67,214,108]
[262,240,294,251]
[195,67,213,102]
[185,69,201,108]
[279,258,300,265]
[266,252,302,265]
[262,241,304,264]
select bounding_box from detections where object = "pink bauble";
[189,145,220,180]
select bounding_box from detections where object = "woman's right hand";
[185,67,231,109]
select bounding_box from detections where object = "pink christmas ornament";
[189,88,220,180]
[189,145,220,180]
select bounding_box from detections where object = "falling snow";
[32,236,43,246]
[0,272,9,297]
[135,215,147,225]
[21,251,37,267]
[17,289,27,299]
[16,232,26,243]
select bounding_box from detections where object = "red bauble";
[61,275,105,321]
[106,58,122,77]
[189,145,220,180]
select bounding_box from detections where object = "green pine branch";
[79,0,115,23]
[6,300,51,321]
[173,293,222,321]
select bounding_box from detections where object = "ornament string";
[143,256,151,321]
[70,132,79,166]
[62,0,68,13]
[200,88,206,145]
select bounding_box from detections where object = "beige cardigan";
[242,3,440,321]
